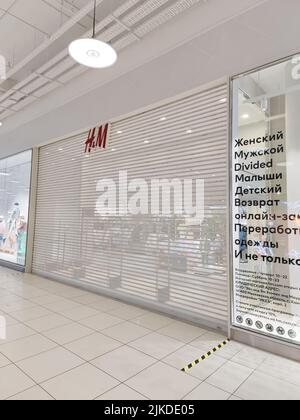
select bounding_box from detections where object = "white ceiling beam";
[0,0,106,86]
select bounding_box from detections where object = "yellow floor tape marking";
[181,339,231,373]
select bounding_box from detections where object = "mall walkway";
[0,267,299,400]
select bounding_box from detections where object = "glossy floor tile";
[205,361,253,394]
[65,332,122,361]
[41,364,119,400]
[96,384,147,400]
[0,334,57,362]
[183,382,230,400]
[1,267,300,400]
[102,321,151,344]
[0,365,35,400]
[126,362,200,400]
[164,345,227,381]
[235,371,300,400]
[92,346,156,381]
[43,322,94,345]
[16,347,84,383]
[8,386,54,401]
[129,332,184,359]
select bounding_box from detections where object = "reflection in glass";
[0,150,32,267]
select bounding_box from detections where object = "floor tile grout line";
[0,324,120,400]
[0,312,128,365]
[0,297,168,366]
[0,304,205,399]
[178,341,237,401]
[4,384,55,401]
[5,325,126,400]
[221,347,269,399]
[0,292,236,366]
[3,269,292,400]
[23,276,213,334]
[0,274,221,342]
[179,344,253,399]
[226,369,256,400]
[230,350,275,400]
[0,290,240,398]
[95,383,150,401]
[3,324,292,401]
[92,359,159,401]
[223,342,272,400]
[0,310,167,398]
[0,349,56,401]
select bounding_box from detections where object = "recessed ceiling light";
[0,122,3,127]
[186,129,193,134]
[160,117,167,121]
[219,98,227,103]
[112,148,117,152]
[144,140,150,144]
[241,114,250,119]
[68,1,117,69]
[117,130,123,134]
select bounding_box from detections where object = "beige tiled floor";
[0,267,300,400]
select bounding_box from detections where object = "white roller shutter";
[33,83,229,331]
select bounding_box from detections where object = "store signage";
[85,123,109,153]
[231,56,300,345]
[231,129,298,342]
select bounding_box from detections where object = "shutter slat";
[33,84,228,330]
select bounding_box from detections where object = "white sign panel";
[232,55,300,345]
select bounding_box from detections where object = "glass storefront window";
[0,150,32,268]
[232,54,300,345]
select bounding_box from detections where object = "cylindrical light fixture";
[69,0,117,69]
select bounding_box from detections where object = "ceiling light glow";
[241,114,250,119]
[277,162,294,168]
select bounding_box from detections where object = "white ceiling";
[0,0,91,68]
[0,0,206,120]
[0,0,300,157]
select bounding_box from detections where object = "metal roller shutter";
[32,83,229,331]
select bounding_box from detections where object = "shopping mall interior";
[0,0,300,402]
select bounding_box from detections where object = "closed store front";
[32,82,229,331]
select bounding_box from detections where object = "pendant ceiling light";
[69,0,117,69]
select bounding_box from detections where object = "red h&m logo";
[85,123,109,153]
